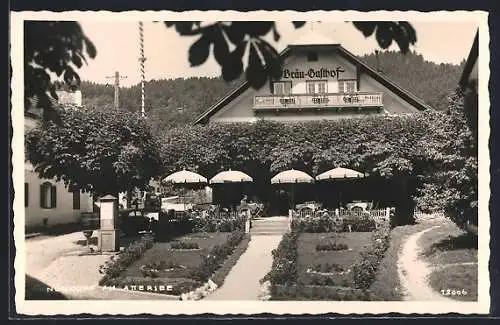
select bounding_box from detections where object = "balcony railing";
[253,92,383,110]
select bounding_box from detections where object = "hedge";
[270,284,378,301]
[261,232,299,285]
[160,103,477,229]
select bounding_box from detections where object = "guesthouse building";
[193,33,430,125]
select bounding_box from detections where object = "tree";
[25,108,163,197]
[24,21,96,120]
[24,21,416,118]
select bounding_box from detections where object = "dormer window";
[307,52,319,62]
[272,81,292,95]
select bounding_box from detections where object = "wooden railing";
[253,92,384,110]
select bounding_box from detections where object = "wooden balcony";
[253,92,383,111]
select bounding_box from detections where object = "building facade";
[194,40,430,125]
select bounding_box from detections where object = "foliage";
[413,90,478,228]
[24,21,97,120]
[170,241,200,250]
[359,50,465,111]
[25,108,163,197]
[316,241,349,251]
[292,215,377,233]
[161,109,476,228]
[98,234,155,284]
[191,212,247,233]
[188,230,246,282]
[261,232,298,285]
[352,225,391,290]
[270,284,377,301]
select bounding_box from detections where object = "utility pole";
[106,71,127,110]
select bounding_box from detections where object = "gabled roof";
[459,30,479,89]
[193,43,432,125]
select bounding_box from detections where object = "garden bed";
[99,230,249,297]
[263,226,391,300]
[297,232,372,287]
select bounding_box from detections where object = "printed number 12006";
[441,289,468,296]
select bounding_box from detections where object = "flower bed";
[315,242,349,251]
[291,215,376,233]
[352,225,391,290]
[170,241,200,250]
[264,230,391,300]
[99,230,248,297]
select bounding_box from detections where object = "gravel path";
[25,232,91,278]
[203,235,283,300]
[397,226,452,301]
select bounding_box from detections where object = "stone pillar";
[98,195,119,252]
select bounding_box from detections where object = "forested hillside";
[80,50,465,132]
[359,51,465,111]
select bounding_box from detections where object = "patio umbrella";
[271,169,314,209]
[315,167,367,181]
[163,169,208,184]
[315,167,367,209]
[209,169,253,208]
[162,169,208,205]
[209,169,253,184]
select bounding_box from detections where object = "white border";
[11,10,490,315]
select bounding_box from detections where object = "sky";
[77,21,478,87]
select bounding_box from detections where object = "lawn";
[418,220,478,301]
[122,232,230,280]
[296,232,372,287]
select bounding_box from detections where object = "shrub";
[261,232,298,285]
[170,241,200,250]
[270,284,377,301]
[352,225,391,290]
[99,234,154,285]
[315,242,349,251]
[291,215,376,233]
[188,230,245,282]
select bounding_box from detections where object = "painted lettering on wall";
[282,67,345,79]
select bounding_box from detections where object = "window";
[339,80,357,93]
[25,183,29,207]
[40,182,56,209]
[272,81,292,95]
[306,81,328,94]
[72,190,81,210]
[307,52,318,62]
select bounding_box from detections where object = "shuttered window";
[40,182,57,209]
[72,190,81,210]
[25,183,29,207]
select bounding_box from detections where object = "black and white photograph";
[11,10,489,315]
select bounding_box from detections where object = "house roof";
[459,30,479,89]
[192,43,432,125]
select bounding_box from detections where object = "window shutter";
[73,190,81,210]
[50,185,57,208]
[25,183,29,207]
[40,184,45,208]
